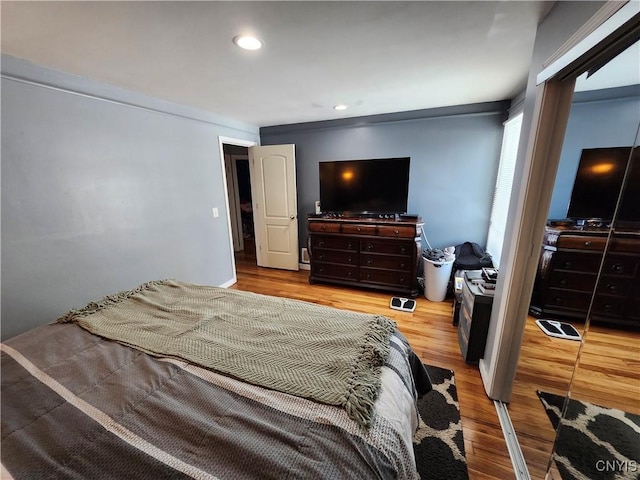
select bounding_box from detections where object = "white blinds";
[486,112,523,268]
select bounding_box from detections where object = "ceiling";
[1,1,633,128]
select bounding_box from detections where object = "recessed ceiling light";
[233,35,263,50]
[334,104,348,111]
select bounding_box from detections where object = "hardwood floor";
[232,251,514,480]
[509,316,640,479]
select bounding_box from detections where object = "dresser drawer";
[377,225,416,238]
[602,254,639,277]
[360,268,411,286]
[592,294,626,317]
[546,288,593,311]
[341,223,377,235]
[557,235,607,251]
[312,263,358,280]
[610,236,640,254]
[311,236,357,251]
[628,297,640,321]
[548,271,597,292]
[361,240,413,256]
[314,250,357,265]
[596,275,633,297]
[309,222,341,233]
[458,326,469,357]
[360,253,412,271]
[459,304,472,338]
[553,251,602,273]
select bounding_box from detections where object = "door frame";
[218,136,258,286]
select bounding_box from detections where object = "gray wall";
[261,103,508,251]
[549,91,640,219]
[1,55,260,340]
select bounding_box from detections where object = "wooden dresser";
[307,215,422,297]
[530,226,640,329]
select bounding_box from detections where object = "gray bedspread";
[1,299,430,479]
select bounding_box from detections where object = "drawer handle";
[394,229,399,235]
[357,227,361,232]
[584,241,592,246]
[366,244,374,251]
[399,262,406,268]
[612,263,624,273]
[347,242,354,249]
[607,283,618,292]
[554,297,562,304]
[347,271,353,277]
[365,273,372,279]
[348,256,353,263]
[399,276,405,283]
[602,303,612,311]
[400,246,407,254]
[319,267,325,273]
[318,240,325,247]
[562,261,572,269]
[366,259,372,265]
[318,254,324,261]
[559,279,568,286]
[321,225,326,231]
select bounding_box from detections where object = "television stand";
[307,214,423,297]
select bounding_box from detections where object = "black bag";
[453,242,493,270]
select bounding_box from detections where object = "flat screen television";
[615,146,640,227]
[319,157,410,214]
[567,147,632,222]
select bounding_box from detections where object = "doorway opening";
[223,142,256,265]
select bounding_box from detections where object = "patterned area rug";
[537,391,640,480]
[414,365,469,480]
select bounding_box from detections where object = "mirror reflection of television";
[567,147,632,223]
[319,157,410,214]
[615,147,640,228]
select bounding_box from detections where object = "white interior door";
[249,144,299,270]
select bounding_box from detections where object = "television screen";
[615,146,639,225]
[567,147,632,222]
[319,157,410,214]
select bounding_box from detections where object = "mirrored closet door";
[507,38,640,480]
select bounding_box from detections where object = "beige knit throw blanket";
[58,279,396,429]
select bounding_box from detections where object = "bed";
[1,279,431,479]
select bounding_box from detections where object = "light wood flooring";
[232,249,639,480]
[509,316,640,479]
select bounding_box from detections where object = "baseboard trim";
[219,277,237,289]
[494,400,531,480]
[299,263,310,271]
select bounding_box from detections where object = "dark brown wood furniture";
[307,215,422,297]
[458,270,493,363]
[530,226,640,329]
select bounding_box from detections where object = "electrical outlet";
[212,207,219,218]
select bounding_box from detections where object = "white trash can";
[423,257,455,302]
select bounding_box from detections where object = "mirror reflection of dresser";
[530,225,640,330]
